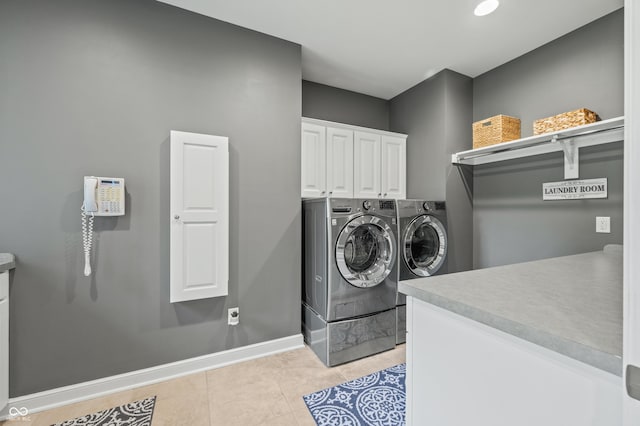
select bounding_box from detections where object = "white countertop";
[399,245,622,375]
[0,254,15,273]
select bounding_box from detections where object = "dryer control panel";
[421,201,446,212]
[379,200,395,210]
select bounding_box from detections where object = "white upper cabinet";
[381,135,407,199]
[301,121,354,199]
[354,131,382,198]
[301,118,406,200]
[354,132,407,199]
[301,123,327,198]
[326,127,354,198]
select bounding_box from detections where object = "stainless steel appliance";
[302,198,398,366]
[396,200,448,343]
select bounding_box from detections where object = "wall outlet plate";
[228,307,239,325]
[596,216,611,233]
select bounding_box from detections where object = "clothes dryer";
[302,198,398,366]
[396,200,448,343]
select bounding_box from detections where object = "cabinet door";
[354,131,382,198]
[301,123,327,198]
[407,297,621,425]
[381,135,406,199]
[326,127,354,198]
[170,131,229,303]
[0,274,6,411]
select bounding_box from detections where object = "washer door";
[403,215,447,277]
[335,215,395,288]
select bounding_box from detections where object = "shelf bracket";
[556,136,579,179]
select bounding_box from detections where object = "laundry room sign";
[543,178,607,201]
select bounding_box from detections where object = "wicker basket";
[533,108,598,135]
[472,115,521,149]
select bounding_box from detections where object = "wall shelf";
[451,116,624,179]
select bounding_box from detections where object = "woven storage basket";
[533,108,598,135]
[472,115,521,149]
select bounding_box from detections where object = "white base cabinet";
[405,296,622,426]
[0,272,8,411]
[302,118,406,200]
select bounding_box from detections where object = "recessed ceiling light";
[474,0,499,16]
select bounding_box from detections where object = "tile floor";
[2,344,405,426]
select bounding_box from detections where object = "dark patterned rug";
[52,396,156,426]
[303,364,405,426]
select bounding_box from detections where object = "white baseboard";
[0,334,304,420]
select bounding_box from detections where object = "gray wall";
[474,9,624,136]
[472,9,624,267]
[302,80,390,130]
[390,70,474,273]
[0,0,301,396]
[389,72,447,199]
[443,72,474,274]
[473,144,623,267]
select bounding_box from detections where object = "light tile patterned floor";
[2,344,405,426]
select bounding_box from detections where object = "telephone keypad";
[93,178,125,215]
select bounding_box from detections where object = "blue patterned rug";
[303,364,406,426]
[52,396,156,426]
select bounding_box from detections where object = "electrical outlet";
[596,216,611,233]
[228,307,239,325]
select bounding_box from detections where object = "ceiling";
[157,0,623,100]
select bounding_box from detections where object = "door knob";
[384,193,388,197]
[174,215,180,220]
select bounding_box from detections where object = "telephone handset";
[82,176,125,276]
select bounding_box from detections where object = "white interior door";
[326,127,354,198]
[354,131,381,198]
[381,135,406,199]
[624,0,640,422]
[301,123,327,198]
[170,131,229,303]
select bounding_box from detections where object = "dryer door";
[335,215,395,288]
[403,215,447,276]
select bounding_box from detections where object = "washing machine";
[302,198,398,366]
[396,200,448,343]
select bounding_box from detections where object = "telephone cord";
[81,208,94,276]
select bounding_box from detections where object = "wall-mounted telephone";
[82,176,125,276]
